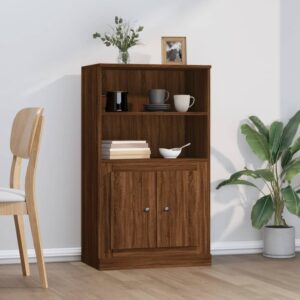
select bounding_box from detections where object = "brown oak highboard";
[82,63,211,270]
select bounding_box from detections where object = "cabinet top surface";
[82,63,211,70]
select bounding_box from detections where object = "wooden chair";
[0,108,48,288]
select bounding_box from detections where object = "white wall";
[281,0,300,119]
[280,0,300,237]
[0,0,281,257]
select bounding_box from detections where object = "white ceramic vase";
[263,226,295,258]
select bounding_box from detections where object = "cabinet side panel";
[199,162,210,256]
[82,66,100,267]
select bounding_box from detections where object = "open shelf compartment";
[100,67,210,113]
[101,115,209,159]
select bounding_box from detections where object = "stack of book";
[102,140,151,159]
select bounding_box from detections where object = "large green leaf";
[253,169,274,181]
[217,168,274,190]
[229,168,273,181]
[282,138,300,168]
[290,137,300,155]
[251,195,274,229]
[282,186,300,216]
[241,124,270,162]
[249,116,269,140]
[216,179,258,190]
[229,169,259,181]
[281,149,293,168]
[279,110,300,153]
[283,161,300,183]
[234,168,274,182]
[269,121,283,161]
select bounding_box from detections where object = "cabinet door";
[111,171,156,250]
[157,168,201,248]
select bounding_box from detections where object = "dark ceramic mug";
[148,89,170,104]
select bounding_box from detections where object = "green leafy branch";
[93,16,144,52]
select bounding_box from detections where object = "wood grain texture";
[101,69,186,112]
[83,63,211,70]
[0,202,27,215]
[14,215,30,276]
[184,116,208,158]
[10,108,43,159]
[0,109,47,288]
[10,156,22,189]
[27,201,48,289]
[157,169,200,248]
[99,255,211,270]
[22,113,48,288]
[102,111,208,116]
[98,161,210,270]
[82,64,211,270]
[102,115,186,158]
[81,66,101,268]
[185,69,210,112]
[3,255,300,299]
[111,171,156,250]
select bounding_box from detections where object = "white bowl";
[159,148,181,159]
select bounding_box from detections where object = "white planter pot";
[263,226,295,258]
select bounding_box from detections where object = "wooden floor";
[1,254,300,299]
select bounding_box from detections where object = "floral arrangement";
[93,16,144,63]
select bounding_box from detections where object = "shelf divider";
[102,111,208,116]
[101,158,208,163]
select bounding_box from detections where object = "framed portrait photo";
[161,36,187,65]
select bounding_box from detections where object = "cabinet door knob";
[164,206,170,212]
[144,207,150,213]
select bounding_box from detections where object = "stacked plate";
[144,104,171,112]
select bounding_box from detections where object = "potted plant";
[93,16,144,64]
[217,111,300,258]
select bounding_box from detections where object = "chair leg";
[14,215,30,276]
[28,208,48,288]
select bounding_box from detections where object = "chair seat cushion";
[0,187,25,202]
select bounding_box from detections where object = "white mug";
[174,95,195,112]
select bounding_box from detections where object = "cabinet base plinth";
[95,255,211,270]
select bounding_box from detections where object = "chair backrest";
[10,108,44,159]
[9,108,44,191]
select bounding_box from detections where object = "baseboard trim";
[1,240,300,264]
[211,241,263,255]
[211,239,300,255]
[0,247,81,264]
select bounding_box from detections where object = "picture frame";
[161,36,187,65]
